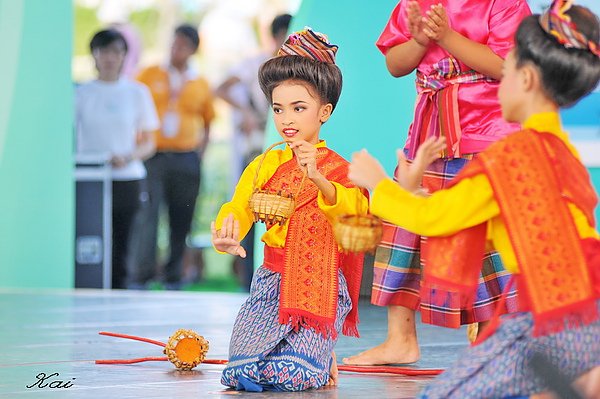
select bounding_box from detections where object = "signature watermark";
[26,372,75,389]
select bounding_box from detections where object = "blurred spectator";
[75,29,159,289]
[133,24,215,290]
[214,13,291,290]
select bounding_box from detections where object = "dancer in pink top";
[344,0,531,366]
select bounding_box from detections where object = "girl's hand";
[422,4,451,42]
[211,214,246,258]
[396,136,445,192]
[289,140,320,179]
[407,0,430,47]
[348,150,389,191]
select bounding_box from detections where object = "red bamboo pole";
[99,331,166,347]
[96,357,168,365]
[338,365,443,376]
[96,331,443,376]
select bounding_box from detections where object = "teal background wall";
[592,171,600,221]
[0,0,74,288]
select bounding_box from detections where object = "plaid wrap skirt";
[371,156,518,328]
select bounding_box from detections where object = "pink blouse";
[377,0,531,154]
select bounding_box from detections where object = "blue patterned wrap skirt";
[418,300,600,398]
[221,266,352,392]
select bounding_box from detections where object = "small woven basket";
[334,214,383,253]
[249,141,305,226]
[163,329,209,370]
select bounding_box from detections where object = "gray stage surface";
[0,289,468,398]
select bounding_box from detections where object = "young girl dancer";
[344,0,531,366]
[212,28,368,392]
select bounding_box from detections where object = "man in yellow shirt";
[132,24,215,290]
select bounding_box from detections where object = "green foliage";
[73,5,101,56]
[128,8,161,51]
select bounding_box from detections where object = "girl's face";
[271,81,332,145]
[498,50,525,123]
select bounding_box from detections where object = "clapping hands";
[407,0,431,47]
[422,3,451,42]
[407,1,452,44]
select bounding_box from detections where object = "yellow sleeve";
[371,174,500,236]
[317,182,369,225]
[569,203,600,239]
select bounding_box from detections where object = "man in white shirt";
[75,29,159,289]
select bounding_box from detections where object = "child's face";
[271,81,332,145]
[93,41,126,78]
[498,50,524,123]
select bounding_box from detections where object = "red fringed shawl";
[422,130,600,337]
[262,148,364,339]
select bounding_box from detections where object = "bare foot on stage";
[342,338,420,365]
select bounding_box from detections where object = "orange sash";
[423,130,599,337]
[262,148,364,338]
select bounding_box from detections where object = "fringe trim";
[279,308,337,339]
[342,320,360,338]
[532,298,599,337]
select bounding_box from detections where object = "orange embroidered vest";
[262,147,364,338]
[422,130,599,337]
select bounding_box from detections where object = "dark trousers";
[130,152,200,285]
[112,180,144,289]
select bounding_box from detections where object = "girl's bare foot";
[342,337,420,365]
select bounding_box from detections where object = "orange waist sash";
[263,246,284,273]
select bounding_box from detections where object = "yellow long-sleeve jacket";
[215,141,369,249]
[371,112,599,273]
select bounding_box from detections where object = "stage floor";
[0,289,468,398]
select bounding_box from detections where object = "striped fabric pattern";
[407,57,495,160]
[371,156,518,328]
[277,28,338,64]
[539,0,600,56]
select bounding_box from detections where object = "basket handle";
[252,140,286,189]
[252,140,307,198]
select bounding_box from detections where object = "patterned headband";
[277,27,338,64]
[539,0,600,56]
